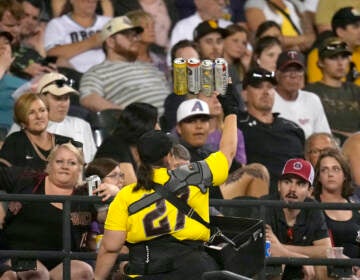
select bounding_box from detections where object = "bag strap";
[151,183,210,228]
[267,1,302,35]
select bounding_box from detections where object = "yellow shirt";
[279,8,299,36]
[105,151,229,243]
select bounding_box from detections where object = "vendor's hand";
[8,201,22,215]
[93,182,120,202]
[216,79,239,116]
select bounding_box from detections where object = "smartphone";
[11,258,37,272]
[86,175,101,196]
[41,56,57,66]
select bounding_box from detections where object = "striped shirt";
[80,60,170,115]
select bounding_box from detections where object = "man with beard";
[79,16,170,115]
[261,158,332,279]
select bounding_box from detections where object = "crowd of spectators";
[1,0,360,279]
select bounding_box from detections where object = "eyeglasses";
[280,70,304,78]
[320,166,343,174]
[105,172,125,180]
[40,79,74,94]
[118,29,140,40]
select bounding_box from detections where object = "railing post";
[62,199,71,279]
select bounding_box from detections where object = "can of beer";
[265,240,271,257]
[86,175,101,196]
[173,57,188,95]
[187,58,201,94]
[95,234,103,251]
[214,58,228,95]
[200,59,214,96]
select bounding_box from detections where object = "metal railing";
[1,194,360,279]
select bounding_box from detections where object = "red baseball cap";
[281,158,314,185]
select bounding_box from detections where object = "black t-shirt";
[238,112,305,194]
[0,130,82,171]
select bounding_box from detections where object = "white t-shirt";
[272,89,331,138]
[44,14,110,73]
[8,116,97,163]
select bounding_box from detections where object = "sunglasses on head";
[251,71,275,79]
[40,79,74,94]
[324,42,348,51]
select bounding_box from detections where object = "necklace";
[25,131,55,162]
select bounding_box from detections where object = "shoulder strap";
[151,183,210,228]
[267,1,302,35]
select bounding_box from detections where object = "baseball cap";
[242,68,276,89]
[137,130,173,164]
[101,16,144,42]
[281,158,314,185]
[37,73,78,96]
[0,31,13,42]
[332,7,360,32]
[176,99,211,123]
[318,37,352,59]
[193,20,229,42]
[276,50,305,71]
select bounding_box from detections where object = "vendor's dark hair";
[113,102,158,145]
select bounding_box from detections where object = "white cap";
[37,73,78,96]
[176,99,210,123]
[101,16,143,42]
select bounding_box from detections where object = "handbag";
[151,183,265,277]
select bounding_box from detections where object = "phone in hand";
[41,56,57,66]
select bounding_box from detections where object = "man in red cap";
[262,158,332,279]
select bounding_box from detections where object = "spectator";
[254,20,282,43]
[94,85,238,278]
[7,72,97,163]
[0,93,81,171]
[238,67,305,193]
[11,0,55,80]
[111,0,175,50]
[304,132,339,167]
[79,16,170,115]
[169,0,231,62]
[51,0,113,18]
[305,37,360,140]
[273,50,331,138]
[175,98,269,199]
[315,0,360,33]
[161,39,200,132]
[250,36,282,72]
[44,0,110,74]
[126,9,168,78]
[263,158,332,279]
[313,149,360,258]
[244,0,316,52]
[0,31,27,139]
[0,143,94,279]
[95,102,159,186]
[0,0,22,44]
[223,24,251,81]
[308,6,360,86]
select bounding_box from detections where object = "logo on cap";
[293,161,303,170]
[191,100,205,113]
[287,50,298,59]
[208,20,218,29]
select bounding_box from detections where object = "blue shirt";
[0,74,26,129]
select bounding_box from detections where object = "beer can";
[86,175,101,196]
[265,240,271,257]
[187,58,201,94]
[95,234,103,251]
[214,58,228,95]
[173,57,188,95]
[200,59,214,96]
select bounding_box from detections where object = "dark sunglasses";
[324,42,348,51]
[251,71,275,79]
[40,79,74,94]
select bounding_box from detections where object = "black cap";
[0,31,13,42]
[193,20,229,42]
[276,50,305,71]
[318,37,352,59]
[243,67,276,89]
[332,7,360,32]
[137,130,173,164]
